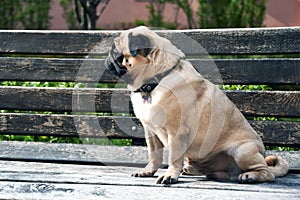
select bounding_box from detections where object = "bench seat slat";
[1,57,299,84]
[0,141,299,169]
[0,27,299,55]
[0,160,299,199]
[0,113,299,146]
[0,87,299,117]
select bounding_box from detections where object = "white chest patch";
[130,91,163,124]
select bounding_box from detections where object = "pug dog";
[105,26,288,184]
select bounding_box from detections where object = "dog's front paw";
[156,172,179,184]
[131,170,156,177]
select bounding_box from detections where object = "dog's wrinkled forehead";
[114,26,154,56]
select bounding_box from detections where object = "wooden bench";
[0,27,299,199]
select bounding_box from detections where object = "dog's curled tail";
[265,155,289,177]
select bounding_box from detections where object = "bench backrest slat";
[1,27,299,55]
[0,87,299,118]
[0,58,299,84]
[0,113,298,147]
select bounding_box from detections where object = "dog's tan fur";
[111,26,288,184]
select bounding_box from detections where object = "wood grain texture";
[0,87,130,113]
[0,87,299,117]
[0,57,117,83]
[0,160,298,199]
[1,27,299,55]
[0,31,118,55]
[160,27,300,55]
[1,57,300,84]
[226,90,300,117]
[0,114,143,138]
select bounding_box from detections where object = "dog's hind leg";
[206,172,231,181]
[231,142,275,183]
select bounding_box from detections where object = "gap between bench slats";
[0,87,299,117]
[0,57,299,84]
[0,113,299,146]
[0,27,299,55]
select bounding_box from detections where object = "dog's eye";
[130,50,138,57]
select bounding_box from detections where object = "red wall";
[49,0,300,30]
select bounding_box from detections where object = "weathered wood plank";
[0,114,144,138]
[0,141,153,166]
[0,154,299,199]
[209,58,300,85]
[0,160,299,199]
[0,87,299,117]
[1,160,299,188]
[161,27,300,55]
[226,90,300,117]
[0,30,118,55]
[0,86,131,113]
[1,57,300,84]
[0,114,299,146]
[249,120,300,147]
[1,27,299,55]
[0,141,299,169]
[3,182,297,200]
[0,179,299,200]
[0,57,116,83]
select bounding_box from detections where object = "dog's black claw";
[132,171,156,178]
[239,178,256,184]
[131,173,139,177]
[238,173,257,184]
[156,176,178,185]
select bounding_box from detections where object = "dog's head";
[105,26,184,91]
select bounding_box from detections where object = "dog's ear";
[128,33,152,57]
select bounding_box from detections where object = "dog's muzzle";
[105,56,127,78]
[105,43,128,78]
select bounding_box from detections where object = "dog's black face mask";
[105,43,127,78]
[105,33,152,82]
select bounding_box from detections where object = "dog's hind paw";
[238,172,258,184]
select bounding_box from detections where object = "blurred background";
[0,0,299,30]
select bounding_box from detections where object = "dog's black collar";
[134,60,181,93]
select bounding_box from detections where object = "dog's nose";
[122,57,130,68]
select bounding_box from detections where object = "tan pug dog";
[105,26,289,184]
